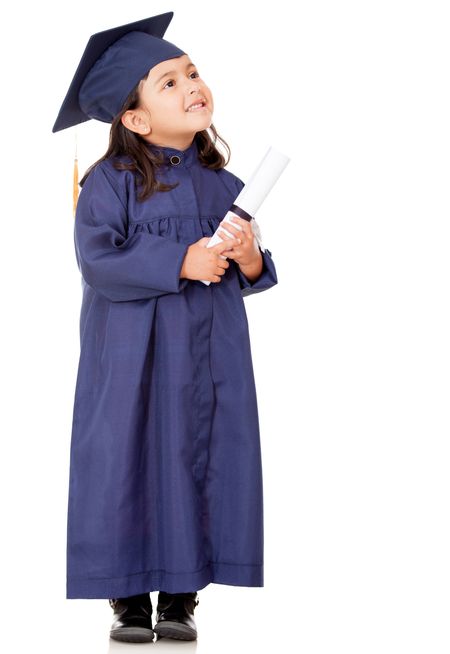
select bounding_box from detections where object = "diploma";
[200,146,291,285]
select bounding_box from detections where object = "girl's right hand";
[180,236,241,283]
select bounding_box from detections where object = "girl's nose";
[187,80,201,91]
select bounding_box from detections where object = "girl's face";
[126,54,214,150]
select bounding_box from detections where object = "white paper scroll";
[200,145,291,285]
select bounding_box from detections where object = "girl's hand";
[180,235,241,283]
[217,215,260,267]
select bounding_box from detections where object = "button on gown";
[67,138,278,598]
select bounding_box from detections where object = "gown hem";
[66,561,264,598]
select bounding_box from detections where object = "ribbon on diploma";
[229,203,254,222]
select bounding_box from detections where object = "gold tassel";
[73,127,79,218]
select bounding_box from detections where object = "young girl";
[52,12,278,644]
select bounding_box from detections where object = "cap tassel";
[73,127,79,218]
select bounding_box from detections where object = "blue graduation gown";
[67,139,278,599]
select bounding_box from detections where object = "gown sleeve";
[231,175,279,297]
[74,163,190,302]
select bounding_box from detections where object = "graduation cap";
[52,12,186,214]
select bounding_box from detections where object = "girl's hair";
[79,68,231,202]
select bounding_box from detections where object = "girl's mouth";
[186,101,207,112]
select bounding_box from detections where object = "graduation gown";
[67,139,278,599]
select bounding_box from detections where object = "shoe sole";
[153,621,197,640]
[110,626,155,643]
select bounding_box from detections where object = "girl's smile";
[186,100,208,112]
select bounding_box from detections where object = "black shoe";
[153,591,199,641]
[109,593,154,643]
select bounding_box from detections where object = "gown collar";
[143,138,199,168]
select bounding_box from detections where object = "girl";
[52,12,278,644]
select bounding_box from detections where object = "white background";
[1,0,449,652]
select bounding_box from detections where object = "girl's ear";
[121,109,150,135]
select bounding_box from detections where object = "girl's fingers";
[229,216,247,231]
[213,237,240,253]
[227,217,252,239]
[219,222,238,236]
[218,228,241,243]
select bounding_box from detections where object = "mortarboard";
[52,12,186,215]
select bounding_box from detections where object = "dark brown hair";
[79,68,231,202]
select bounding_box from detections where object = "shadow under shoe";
[109,593,154,643]
[154,591,200,641]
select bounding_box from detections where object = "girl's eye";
[163,71,200,89]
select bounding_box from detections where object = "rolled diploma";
[200,146,290,285]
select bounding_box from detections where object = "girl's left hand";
[216,215,260,267]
